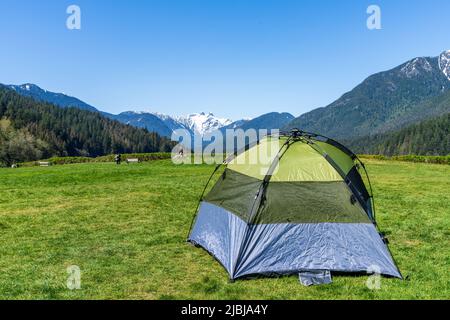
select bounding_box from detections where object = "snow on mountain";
[151,112,191,133]
[439,50,450,81]
[8,83,98,112]
[400,57,433,78]
[400,51,450,81]
[174,112,233,135]
[114,111,234,137]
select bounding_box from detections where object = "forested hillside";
[348,113,450,156]
[0,86,173,166]
[286,51,450,140]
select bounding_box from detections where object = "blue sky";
[0,0,449,119]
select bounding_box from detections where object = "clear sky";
[0,0,449,120]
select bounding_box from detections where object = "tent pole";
[186,163,223,240]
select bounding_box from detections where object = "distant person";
[115,154,121,165]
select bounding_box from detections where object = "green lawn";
[0,159,449,299]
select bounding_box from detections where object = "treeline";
[349,113,450,156]
[19,153,172,167]
[359,154,450,165]
[0,86,174,166]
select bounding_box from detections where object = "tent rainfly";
[187,130,402,285]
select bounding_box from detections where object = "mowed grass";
[0,159,448,300]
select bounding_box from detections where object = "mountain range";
[9,83,98,113]
[2,50,450,157]
[6,83,294,138]
[109,111,234,137]
[286,50,450,140]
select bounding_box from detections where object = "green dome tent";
[188,130,402,285]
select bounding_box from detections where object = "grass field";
[0,159,449,300]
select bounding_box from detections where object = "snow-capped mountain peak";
[401,57,433,78]
[176,112,233,135]
[10,83,38,92]
[113,111,234,136]
[439,50,450,81]
[151,111,174,121]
